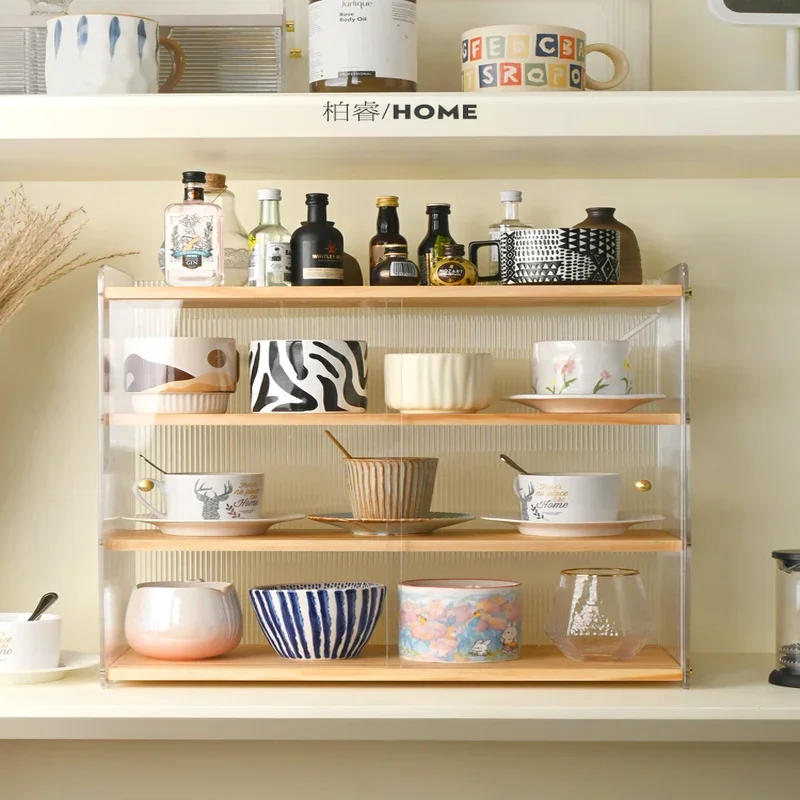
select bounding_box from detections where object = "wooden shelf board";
[106,412,681,427]
[104,285,682,308]
[103,528,680,553]
[107,645,682,683]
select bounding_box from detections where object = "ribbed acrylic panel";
[0,28,46,94]
[157,27,283,93]
[109,301,673,648]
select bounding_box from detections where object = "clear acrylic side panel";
[656,264,691,685]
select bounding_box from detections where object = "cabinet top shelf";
[3,92,800,180]
[104,284,684,308]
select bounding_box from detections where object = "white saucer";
[0,651,99,685]
[309,512,475,536]
[123,514,305,537]
[481,514,665,538]
[504,394,665,414]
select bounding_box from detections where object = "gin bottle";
[163,171,224,287]
[487,190,532,279]
[249,189,291,287]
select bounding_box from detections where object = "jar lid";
[182,171,206,184]
[205,173,227,190]
[441,243,464,257]
[376,196,399,207]
[774,549,800,563]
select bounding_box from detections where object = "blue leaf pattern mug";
[45,14,184,95]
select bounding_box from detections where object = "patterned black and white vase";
[250,582,386,660]
[500,228,620,285]
[249,339,368,413]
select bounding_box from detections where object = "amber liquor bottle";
[291,193,344,286]
[369,196,407,271]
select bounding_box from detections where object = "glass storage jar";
[770,550,800,687]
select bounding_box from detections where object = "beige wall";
[1,0,795,794]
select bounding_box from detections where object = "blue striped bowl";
[249,582,386,660]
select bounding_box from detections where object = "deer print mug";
[514,473,620,523]
[133,473,264,522]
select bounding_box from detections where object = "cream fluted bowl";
[384,353,494,414]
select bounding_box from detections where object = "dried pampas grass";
[0,187,135,329]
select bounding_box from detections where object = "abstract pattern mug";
[461,24,629,92]
[46,14,185,95]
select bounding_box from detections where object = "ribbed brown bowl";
[345,458,439,520]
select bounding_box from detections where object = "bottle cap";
[426,203,451,213]
[205,173,227,190]
[258,188,282,201]
[306,193,329,205]
[376,196,399,207]
[182,171,206,184]
[441,243,464,257]
[500,191,522,203]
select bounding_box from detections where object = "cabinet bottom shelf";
[107,645,682,683]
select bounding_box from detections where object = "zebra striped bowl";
[249,582,386,660]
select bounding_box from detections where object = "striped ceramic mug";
[345,457,438,520]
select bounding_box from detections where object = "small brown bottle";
[369,196,407,270]
[430,243,479,286]
[370,244,420,286]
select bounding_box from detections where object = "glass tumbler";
[28,0,72,13]
[769,550,800,688]
[545,567,653,662]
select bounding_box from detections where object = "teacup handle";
[584,43,629,91]
[132,478,164,516]
[467,241,502,282]
[158,38,186,94]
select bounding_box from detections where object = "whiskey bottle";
[291,193,344,286]
[249,189,291,287]
[370,243,420,286]
[309,0,417,93]
[164,171,224,287]
[369,196,407,270]
[417,203,456,286]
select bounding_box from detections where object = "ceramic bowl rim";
[400,579,521,590]
[134,581,236,591]
[514,472,620,478]
[534,340,629,347]
[250,583,387,592]
[123,337,236,344]
[0,613,60,624]
[249,339,368,347]
[345,457,439,463]
[385,352,492,359]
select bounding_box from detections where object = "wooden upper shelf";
[104,285,683,309]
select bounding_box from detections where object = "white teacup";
[533,340,633,396]
[133,473,264,522]
[46,14,185,96]
[514,473,620,523]
[0,614,60,671]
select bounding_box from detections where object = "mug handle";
[132,478,164,516]
[584,44,629,91]
[468,241,502,283]
[158,38,186,94]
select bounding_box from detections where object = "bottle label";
[389,260,417,278]
[266,243,291,280]
[304,267,344,280]
[166,211,219,270]
[309,0,417,84]
[435,262,466,285]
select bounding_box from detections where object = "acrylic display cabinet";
[99,263,689,686]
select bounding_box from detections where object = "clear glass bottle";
[163,171,223,287]
[487,190,532,279]
[770,550,800,688]
[248,189,291,287]
[205,174,250,287]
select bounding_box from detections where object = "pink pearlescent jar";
[124,580,242,661]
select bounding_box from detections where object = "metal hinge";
[285,20,295,32]
[289,48,302,59]
[684,287,693,299]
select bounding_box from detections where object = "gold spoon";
[324,430,355,460]
[499,454,530,475]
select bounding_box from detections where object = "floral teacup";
[398,579,521,663]
[532,340,632,395]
